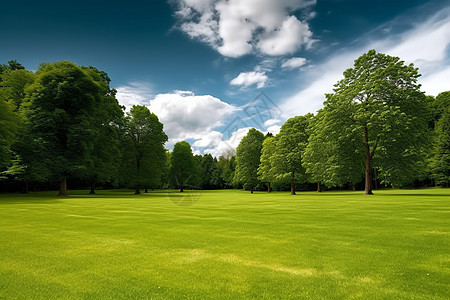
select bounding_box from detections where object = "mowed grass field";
[0,189,449,299]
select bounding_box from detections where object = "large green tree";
[170,141,196,192]
[234,128,265,193]
[319,50,430,194]
[27,61,104,195]
[120,105,168,194]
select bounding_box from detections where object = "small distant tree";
[234,128,265,193]
[170,141,195,192]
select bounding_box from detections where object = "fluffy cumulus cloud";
[148,91,238,146]
[230,71,268,88]
[173,0,316,57]
[281,57,307,69]
[280,6,450,118]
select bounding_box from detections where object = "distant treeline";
[0,50,448,195]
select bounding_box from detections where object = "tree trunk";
[58,178,67,196]
[267,182,271,193]
[144,187,148,193]
[290,181,296,195]
[180,184,184,192]
[364,127,373,195]
[89,180,95,194]
[352,184,356,191]
[317,182,321,193]
[250,185,253,194]
[134,185,140,194]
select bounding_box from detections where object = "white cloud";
[204,127,252,157]
[263,118,281,127]
[420,66,450,96]
[173,0,316,57]
[281,57,307,69]
[230,71,268,88]
[192,130,223,147]
[115,82,152,110]
[258,16,312,55]
[148,91,238,147]
[280,7,450,118]
[266,125,281,135]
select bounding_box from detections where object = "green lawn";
[0,189,449,299]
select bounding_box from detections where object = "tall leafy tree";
[269,115,312,195]
[429,91,450,186]
[303,109,363,191]
[81,67,124,194]
[258,136,277,192]
[320,50,430,194]
[27,61,103,195]
[170,141,195,192]
[120,105,168,194]
[234,128,265,193]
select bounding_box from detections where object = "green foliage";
[217,154,236,188]
[273,115,312,184]
[309,50,430,192]
[258,136,277,184]
[200,154,220,189]
[0,69,35,109]
[81,67,124,191]
[0,60,25,76]
[234,128,265,191]
[0,100,18,169]
[429,91,450,186]
[26,61,110,194]
[120,105,168,192]
[170,141,196,190]
[303,109,364,187]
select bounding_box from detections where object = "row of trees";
[0,60,240,194]
[1,50,448,195]
[0,61,170,195]
[233,50,449,194]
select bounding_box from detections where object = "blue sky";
[1,0,449,156]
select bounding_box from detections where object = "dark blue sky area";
[1,0,448,103]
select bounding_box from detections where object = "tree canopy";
[170,141,195,192]
[121,105,168,194]
[234,128,265,193]
[312,50,430,194]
